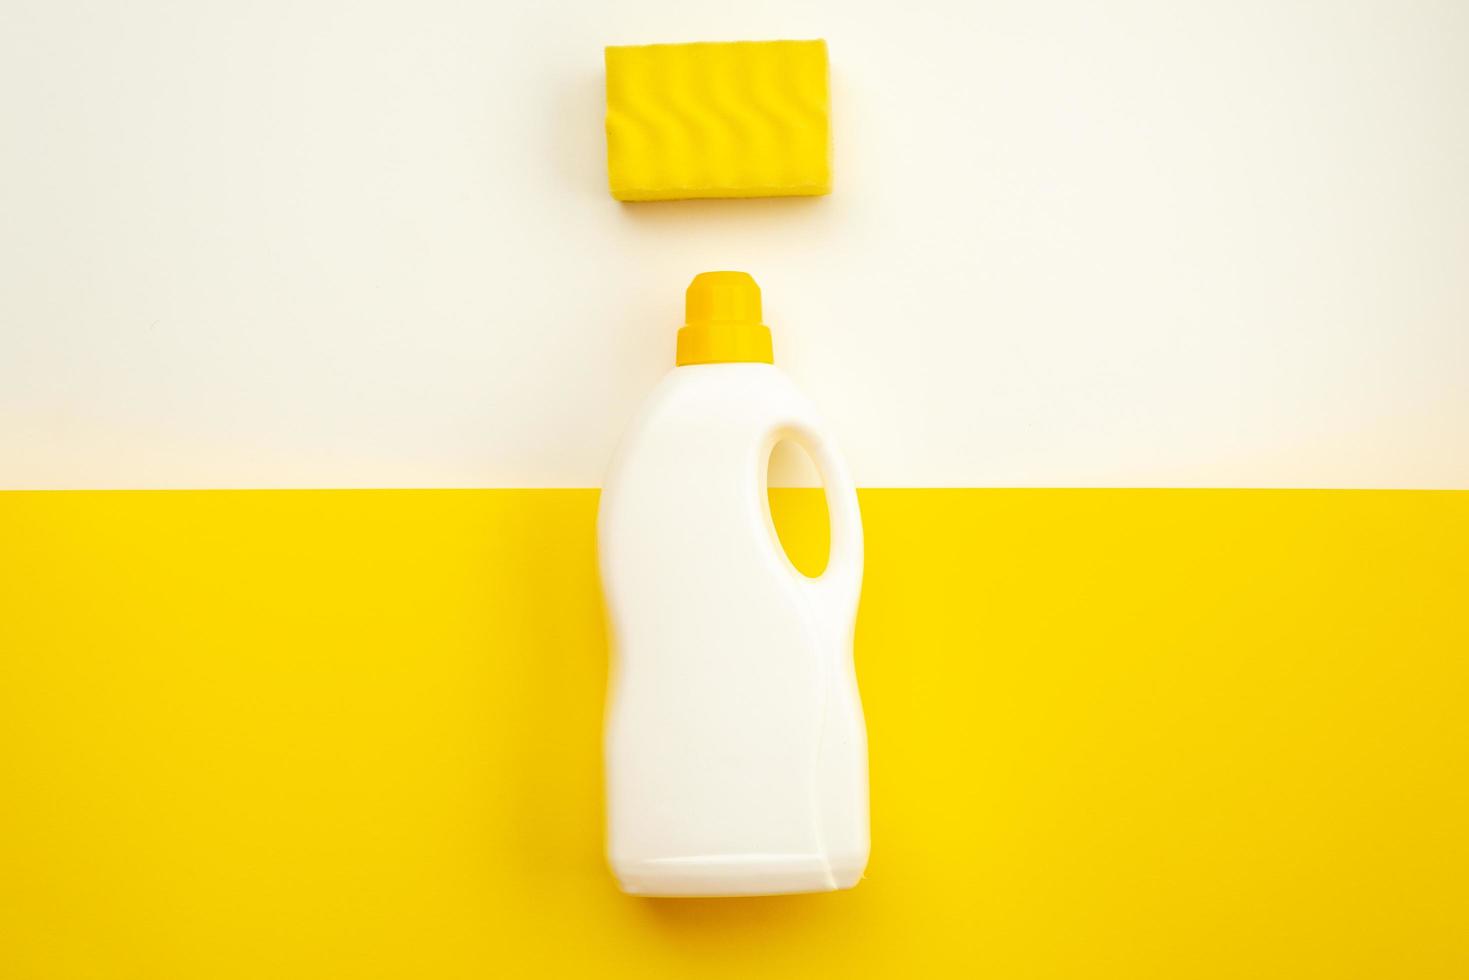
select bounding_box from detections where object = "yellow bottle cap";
[676,272,775,366]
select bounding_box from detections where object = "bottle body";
[598,362,868,896]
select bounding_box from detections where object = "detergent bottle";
[598,271,868,896]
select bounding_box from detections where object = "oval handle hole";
[765,438,830,578]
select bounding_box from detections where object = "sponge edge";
[604,40,831,202]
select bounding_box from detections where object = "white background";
[2,0,1465,489]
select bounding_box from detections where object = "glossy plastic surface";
[598,362,867,896]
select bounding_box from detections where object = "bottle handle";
[771,421,865,610]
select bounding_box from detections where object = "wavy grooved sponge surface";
[604,40,831,202]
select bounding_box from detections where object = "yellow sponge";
[604,40,831,202]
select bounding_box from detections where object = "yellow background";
[2,489,1466,978]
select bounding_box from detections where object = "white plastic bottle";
[598,271,868,897]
